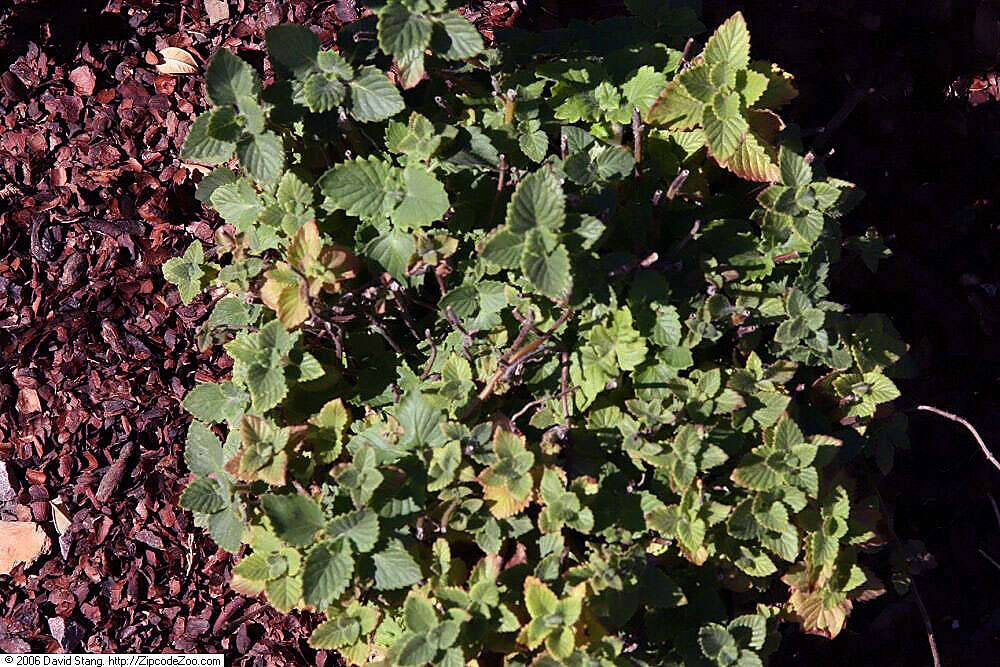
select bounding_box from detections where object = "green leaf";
[266,574,302,613]
[184,421,225,476]
[233,553,272,581]
[210,179,262,231]
[349,67,405,123]
[392,165,449,229]
[184,382,248,424]
[393,633,438,666]
[303,540,354,608]
[246,364,288,413]
[396,391,442,449]
[319,156,399,220]
[262,493,327,547]
[703,104,748,162]
[378,1,433,59]
[309,616,360,649]
[318,50,353,78]
[372,542,422,590]
[436,12,484,60]
[623,66,668,113]
[236,94,266,135]
[303,73,346,113]
[779,147,813,187]
[524,577,558,617]
[404,593,438,632]
[208,506,245,553]
[206,49,259,106]
[365,229,414,279]
[521,231,571,300]
[481,229,524,269]
[196,168,237,203]
[265,25,321,79]
[699,623,739,663]
[180,477,228,514]
[182,109,237,164]
[506,169,565,233]
[162,241,206,305]
[327,509,380,552]
[704,12,751,70]
[238,131,284,187]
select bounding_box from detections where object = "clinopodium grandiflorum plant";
[166,2,909,664]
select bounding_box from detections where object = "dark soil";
[704,1,1000,665]
[2,0,998,664]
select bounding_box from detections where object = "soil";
[2,0,998,664]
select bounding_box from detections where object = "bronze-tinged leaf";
[724,132,780,182]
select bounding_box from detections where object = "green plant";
[168,3,907,664]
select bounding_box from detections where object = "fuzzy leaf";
[206,49,258,106]
[350,67,405,123]
[262,493,326,547]
[372,543,423,590]
[303,540,354,608]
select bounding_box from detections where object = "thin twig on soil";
[915,405,1000,473]
[805,86,872,165]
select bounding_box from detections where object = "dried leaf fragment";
[0,521,50,574]
[16,387,41,414]
[157,47,199,75]
[68,65,96,96]
[204,0,230,24]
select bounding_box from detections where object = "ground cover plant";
[165,2,912,664]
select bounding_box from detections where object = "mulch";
[4,0,1000,664]
[0,0,511,661]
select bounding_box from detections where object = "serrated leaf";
[309,616,361,649]
[208,505,245,553]
[506,169,565,233]
[303,73,346,112]
[184,421,225,476]
[238,131,284,186]
[779,147,813,187]
[266,574,302,613]
[303,540,354,608]
[233,553,272,581]
[524,576,558,617]
[404,593,438,632]
[184,381,248,424]
[350,67,405,123]
[704,12,751,70]
[182,109,237,164]
[265,24,321,79]
[262,493,326,547]
[521,231,571,300]
[246,364,287,413]
[210,179,262,231]
[436,12,484,60]
[397,391,443,449]
[162,241,205,305]
[378,1,433,59]
[623,65,667,113]
[206,49,259,106]
[365,229,414,279]
[318,50,353,78]
[319,156,399,220]
[703,104,748,162]
[481,229,524,268]
[699,623,739,663]
[180,477,228,514]
[327,509,379,552]
[372,543,422,590]
[392,165,449,229]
